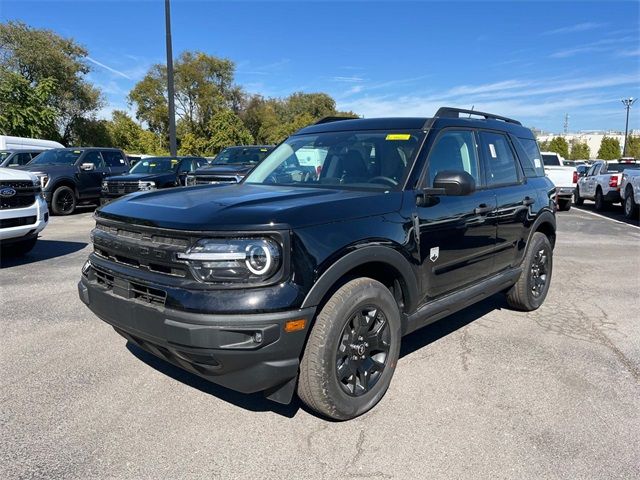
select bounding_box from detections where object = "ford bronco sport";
[78,107,556,420]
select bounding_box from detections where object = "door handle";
[522,196,535,206]
[474,203,493,215]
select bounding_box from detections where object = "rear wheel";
[594,189,606,211]
[51,186,76,215]
[506,232,553,311]
[298,278,401,420]
[558,199,571,211]
[574,187,584,206]
[624,190,638,220]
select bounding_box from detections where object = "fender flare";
[528,209,556,246]
[300,245,419,311]
[48,177,79,197]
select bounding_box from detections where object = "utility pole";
[563,113,569,134]
[621,97,636,157]
[165,0,177,156]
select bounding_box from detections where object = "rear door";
[416,128,497,301]
[102,150,129,175]
[478,130,537,272]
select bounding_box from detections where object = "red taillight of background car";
[609,175,619,188]
[572,171,578,184]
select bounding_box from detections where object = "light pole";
[621,97,636,157]
[165,0,177,156]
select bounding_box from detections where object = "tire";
[298,278,401,420]
[623,190,639,220]
[1,237,37,257]
[594,188,606,212]
[506,232,553,312]
[574,187,584,206]
[558,199,571,211]
[51,186,76,215]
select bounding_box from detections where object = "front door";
[77,151,108,198]
[416,129,497,302]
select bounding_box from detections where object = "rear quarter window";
[516,137,545,177]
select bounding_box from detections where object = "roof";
[296,117,429,135]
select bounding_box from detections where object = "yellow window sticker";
[260,148,268,152]
[171,159,178,165]
[386,134,411,141]
[73,150,82,154]
[149,163,156,167]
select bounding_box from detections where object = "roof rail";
[433,107,522,126]
[313,116,358,125]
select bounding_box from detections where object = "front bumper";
[78,267,315,400]
[0,196,49,242]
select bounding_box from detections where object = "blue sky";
[2,0,639,133]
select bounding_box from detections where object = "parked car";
[78,107,556,420]
[540,151,577,211]
[0,150,43,168]
[101,156,207,205]
[575,160,640,211]
[0,135,63,151]
[16,147,130,215]
[185,146,274,185]
[0,167,49,257]
[619,168,640,219]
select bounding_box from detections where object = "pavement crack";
[460,327,471,372]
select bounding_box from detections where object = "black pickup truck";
[101,156,207,205]
[79,107,556,420]
[17,147,129,215]
[186,146,274,185]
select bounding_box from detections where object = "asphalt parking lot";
[1,205,639,480]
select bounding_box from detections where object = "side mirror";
[80,163,95,171]
[432,170,476,196]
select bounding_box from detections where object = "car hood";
[105,172,176,183]
[16,164,76,175]
[0,166,38,182]
[193,164,254,176]
[97,183,402,230]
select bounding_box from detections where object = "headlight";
[32,178,44,198]
[138,181,156,191]
[35,173,48,188]
[186,175,196,186]
[178,238,282,283]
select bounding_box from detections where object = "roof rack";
[313,116,358,125]
[425,107,522,128]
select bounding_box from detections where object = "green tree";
[538,139,550,151]
[106,110,166,155]
[547,137,569,159]
[598,136,621,160]
[67,117,112,147]
[624,135,640,158]
[178,132,210,156]
[0,21,102,143]
[0,71,57,138]
[569,140,590,160]
[206,109,253,153]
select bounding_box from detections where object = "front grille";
[93,266,167,306]
[0,181,37,210]
[92,219,190,278]
[195,175,239,185]
[105,181,140,195]
[0,215,37,229]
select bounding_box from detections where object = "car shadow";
[574,203,639,226]
[0,239,87,268]
[125,294,506,419]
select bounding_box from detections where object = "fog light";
[253,332,263,343]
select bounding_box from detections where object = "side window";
[479,131,520,186]
[426,130,480,187]
[178,160,192,173]
[82,151,104,168]
[102,150,126,167]
[516,138,545,177]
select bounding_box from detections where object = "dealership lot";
[1,208,639,479]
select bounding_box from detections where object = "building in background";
[536,130,640,159]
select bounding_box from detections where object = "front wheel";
[298,278,401,420]
[574,187,584,206]
[558,198,571,211]
[51,186,76,215]
[506,232,553,311]
[594,189,606,211]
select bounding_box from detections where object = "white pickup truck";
[541,151,577,211]
[575,160,640,211]
[0,167,49,256]
[620,168,640,219]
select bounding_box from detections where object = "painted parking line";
[570,207,640,230]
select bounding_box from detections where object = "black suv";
[186,145,274,185]
[101,156,207,205]
[78,108,556,420]
[17,147,129,215]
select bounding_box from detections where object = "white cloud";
[86,56,131,80]
[542,22,607,36]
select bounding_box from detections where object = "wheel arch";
[49,178,78,197]
[529,209,556,249]
[300,246,419,315]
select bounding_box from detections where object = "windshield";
[213,147,272,165]
[244,131,424,190]
[29,149,82,165]
[129,157,179,174]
